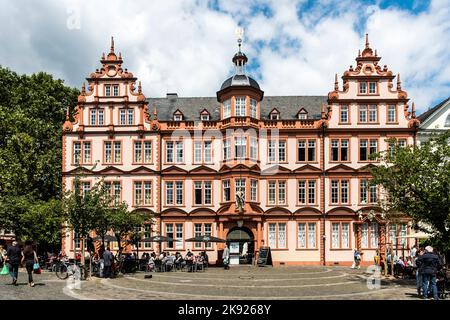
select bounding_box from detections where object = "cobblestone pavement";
[0,266,422,300]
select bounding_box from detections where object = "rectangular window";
[250,137,258,160]
[250,179,257,202]
[331,139,339,161]
[114,141,121,163]
[308,140,316,161]
[341,139,349,161]
[308,223,317,248]
[370,223,379,247]
[134,182,142,206]
[369,184,378,203]
[268,181,276,205]
[98,110,104,125]
[331,180,339,204]
[223,99,231,119]
[82,182,90,198]
[127,109,134,125]
[268,223,277,248]
[268,140,276,162]
[144,182,151,205]
[204,141,212,163]
[144,225,152,248]
[359,139,368,161]
[362,223,369,248]
[341,180,349,204]
[341,223,349,248]
[223,139,231,160]
[278,223,286,249]
[235,136,247,159]
[204,181,212,205]
[166,224,174,249]
[175,141,183,163]
[340,106,348,123]
[359,82,367,94]
[134,142,142,163]
[399,224,407,247]
[297,139,316,162]
[235,179,246,200]
[389,224,397,248]
[194,141,202,163]
[175,224,183,249]
[73,142,81,164]
[369,82,377,94]
[308,180,316,205]
[235,96,246,117]
[83,142,91,163]
[205,224,212,249]
[359,105,367,122]
[298,223,306,248]
[369,105,377,122]
[278,141,286,162]
[113,85,119,96]
[194,181,202,205]
[175,181,183,205]
[278,181,286,205]
[194,224,202,249]
[120,110,126,125]
[104,142,112,163]
[298,180,306,204]
[360,179,368,204]
[250,98,257,118]
[331,223,340,249]
[166,182,173,205]
[90,109,96,126]
[166,141,173,163]
[105,85,111,96]
[144,141,152,163]
[388,105,396,123]
[223,180,230,202]
[369,139,378,157]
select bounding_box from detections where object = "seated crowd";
[143,250,209,272]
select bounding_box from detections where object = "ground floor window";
[165,223,183,250]
[297,222,317,249]
[331,222,350,249]
[193,223,213,250]
[268,222,287,249]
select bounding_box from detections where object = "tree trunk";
[81,236,86,280]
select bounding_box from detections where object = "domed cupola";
[217,28,263,102]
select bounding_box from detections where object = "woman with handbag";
[21,241,39,287]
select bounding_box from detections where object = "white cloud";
[0,0,449,112]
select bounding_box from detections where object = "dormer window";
[269,109,280,120]
[173,110,183,121]
[200,109,210,121]
[297,108,308,120]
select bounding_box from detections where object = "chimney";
[166,93,178,102]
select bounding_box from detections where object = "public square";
[0,266,421,300]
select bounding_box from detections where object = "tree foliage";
[0,66,79,246]
[371,131,450,251]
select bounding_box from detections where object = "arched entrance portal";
[226,227,255,265]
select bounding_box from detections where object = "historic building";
[62,35,420,266]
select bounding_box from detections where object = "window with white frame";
[165,141,183,163]
[90,109,97,125]
[200,113,210,121]
[361,222,369,248]
[113,85,119,96]
[235,179,246,200]
[235,96,246,117]
[370,222,379,248]
[331,179,349,204]
[369,82,377,94]
[331,222,350,249]
[250,179,258,202]
[223,180,231,202]
[105,85,111,96]
[268,180,286,205]
[268,223,287,249]
[194,181,212,206]
[297,139,316,162]
[369,105,378,122]
[331,138,349,162]
[250,98,257,118]
[250,137,258,160]
[359,82,367,94]
[223,99,231,119]
[359,105,367,122]
[340,106,349,123]
[298,222,317,249]
[223,139,231,161]
[103,141,121,164]
[359,139,377,161]
[235,136,247,159]
[144,225,152,248]
[268,140,286,163]
[388,105,397,123]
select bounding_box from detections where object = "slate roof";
[220,75,260,91]
[147,95,326,121]
[417,96,450,123]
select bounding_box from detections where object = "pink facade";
[62,35,419,266]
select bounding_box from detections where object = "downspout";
[321,121,326,266]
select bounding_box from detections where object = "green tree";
[371,131,450,258]
[0,66,79,246]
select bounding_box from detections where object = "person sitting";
[394,257,405,277]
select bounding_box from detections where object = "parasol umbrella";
[397,231,431,239]
[185,235,226,243]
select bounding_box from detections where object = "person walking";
[351,249,361,269]
[6,241,22,285]
[222,244,230,270]
[103,246,113,279]
[21,242,39,287]
[414,248,424,297]
[417,246,442,300]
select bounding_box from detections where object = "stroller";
[437,268,449,299]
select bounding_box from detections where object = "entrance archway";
[226,227,255,265]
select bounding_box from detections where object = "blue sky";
[0,0,448,113]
